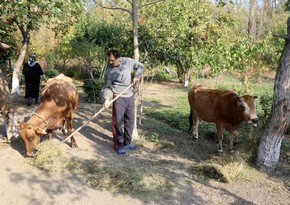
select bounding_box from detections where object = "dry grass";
[197,154,247,183]
[85,160,173,199]
[32,140,69,172]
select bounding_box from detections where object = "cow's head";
[19,122,47,157]
[237,95,259,126]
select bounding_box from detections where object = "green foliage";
[154,71,171,82]
[44,69,60,79]
[257,92,273,119]
[146,133,160,143]
[82,79,104,103]
[66,68,80,79]
[69,12,132,79]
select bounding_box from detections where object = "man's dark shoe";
[125,143,136,150]
[27,102,32,106]
[116,149,126,155]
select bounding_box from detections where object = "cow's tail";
[188,110,193,134]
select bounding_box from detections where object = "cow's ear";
[34,126,47,135]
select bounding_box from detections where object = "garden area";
[0,1,290,204]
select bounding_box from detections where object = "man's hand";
[103,99,110,109]
[133,76,139,86]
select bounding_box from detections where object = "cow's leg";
[61,119,67,136]
[190,112,199,139]
[2,108,10,142]
[224,125,235,153]
[65,114,78,148]
[193,118,200,140]
[47,130,53,140]
[1,105,11,143]
[228,129,234,153]
[216,122,223,153]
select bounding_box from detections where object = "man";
[102,49,144,155]
[22,54,44,106]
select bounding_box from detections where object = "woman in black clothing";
[22,54,44,106]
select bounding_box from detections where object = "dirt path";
[0,83,289,205]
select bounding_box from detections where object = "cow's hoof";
[191,134,198,140]
[61,129,68,136]
[26,152,35,157]
[217,149,223,153]
[71,143,78,148]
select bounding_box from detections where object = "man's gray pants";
[112,95,135,151]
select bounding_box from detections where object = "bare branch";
[273,34,290,40]
[94,0,132,15]
[139,0,165,8]
[125,0,132,5]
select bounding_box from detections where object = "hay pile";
[197,154,246,183]
[32,140,69,172]
[85,160,172,199]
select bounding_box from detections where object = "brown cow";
[188,85,259,153]
[19,74,79,157]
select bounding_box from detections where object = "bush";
[66,68,80,79]
[82,79,104,103]
[44,69,60,79]
[257,92,273,119]
[154,70,171,82]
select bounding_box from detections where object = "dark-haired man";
[102,49,144,155]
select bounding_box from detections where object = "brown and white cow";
[188,85,259,152]
[19,74,79,157]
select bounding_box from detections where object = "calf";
[188,85,259,152]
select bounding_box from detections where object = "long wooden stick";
[61,83,133,143]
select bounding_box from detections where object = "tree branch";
[139,0,165,8]
[125,0,132,5]
[94,1,132,15]
[273,34,290,40]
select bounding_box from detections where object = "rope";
[31,112,48,126]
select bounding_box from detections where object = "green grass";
[146,74,274,133]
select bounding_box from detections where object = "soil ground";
[0,82,289,205]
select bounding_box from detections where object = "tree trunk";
[132,0,140,139]
[256,17,290,169]
[248,0,256,41]
[184,68,191,87]
[11,42,28,95]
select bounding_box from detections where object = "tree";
[256,17,290,169]
[143,0,239,85]
[70,12,126,79]
[0,1,82,95]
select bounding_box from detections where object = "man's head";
[107,49,121,67]
[28,54,36,64]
